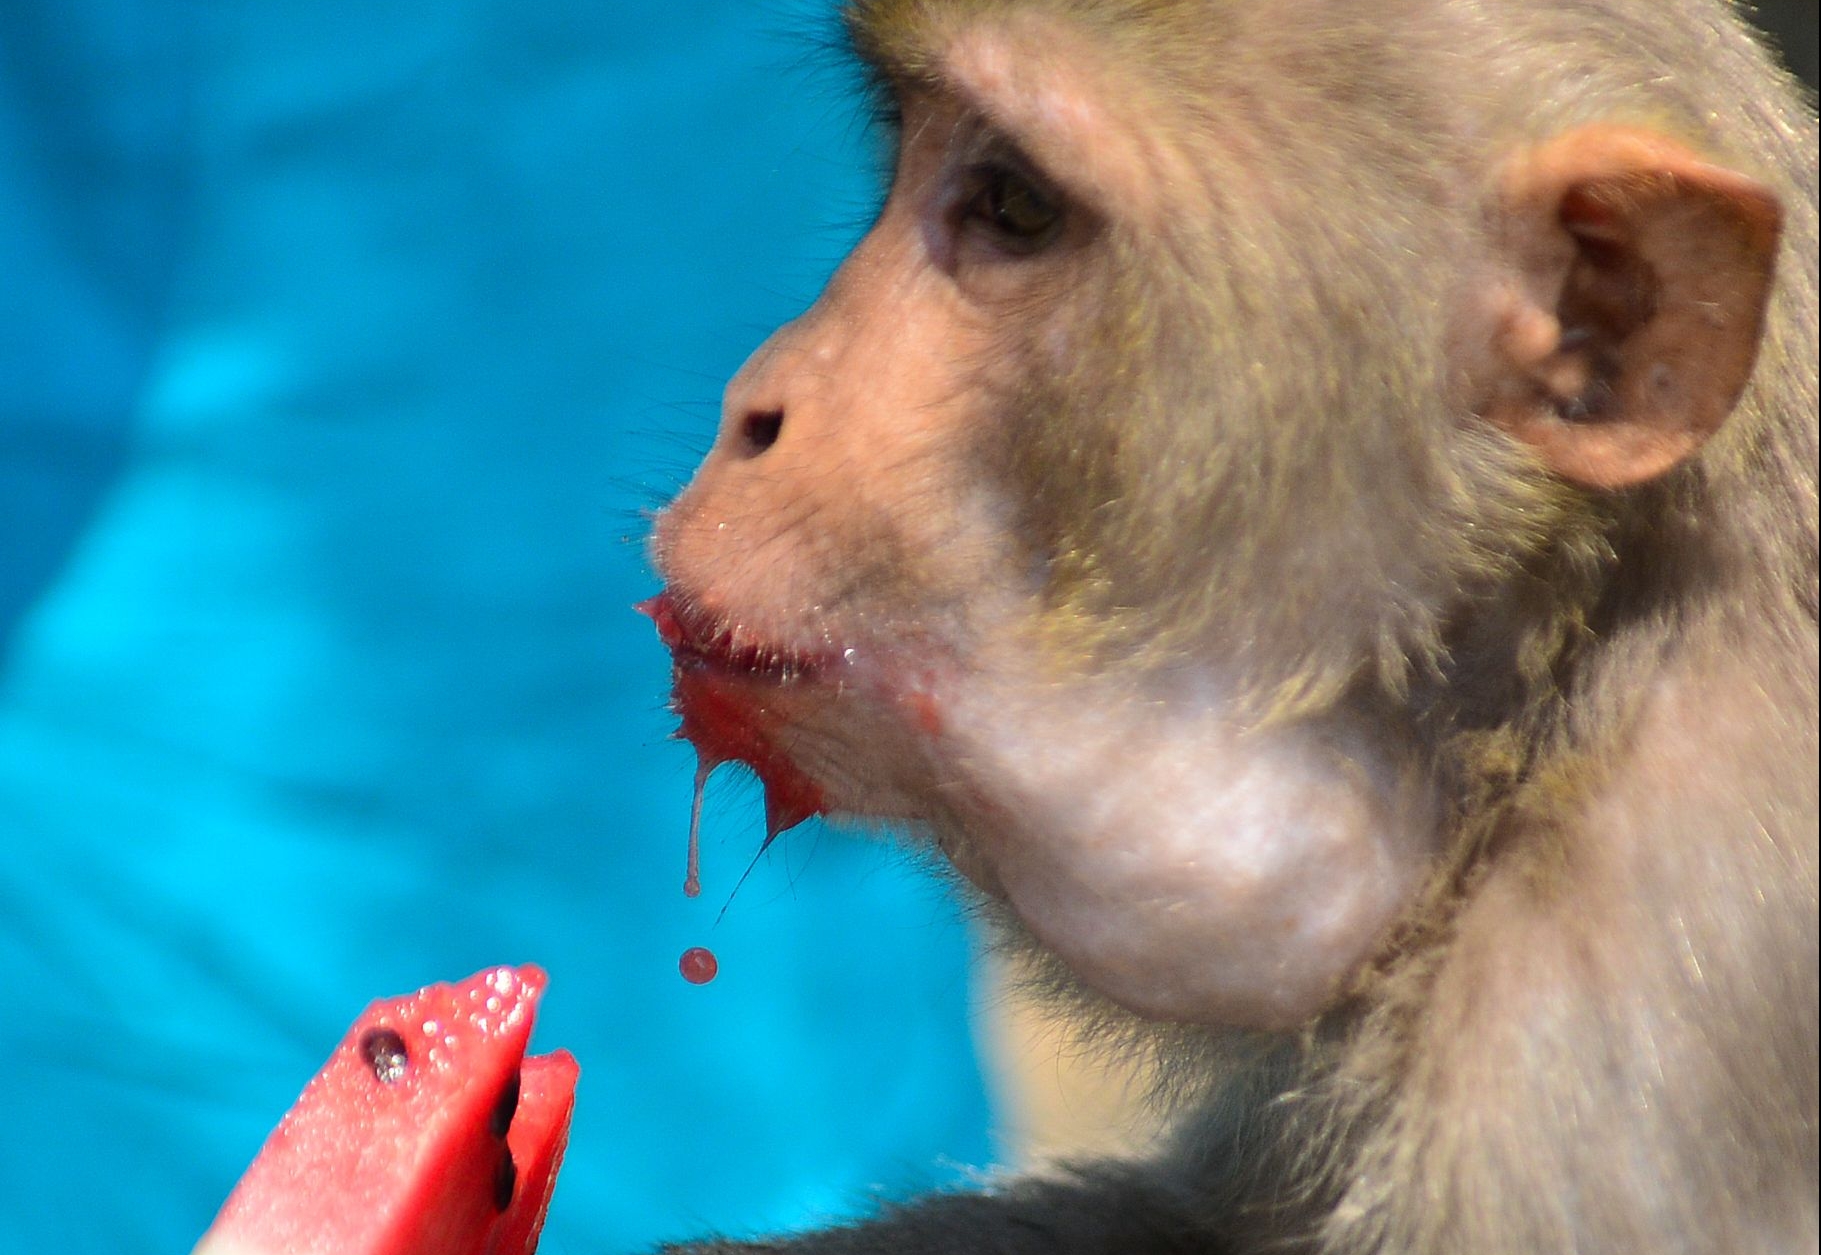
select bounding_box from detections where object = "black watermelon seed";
[359,1028,410,1085]
[493,1149,518,1212]
[490,1069,522,1140]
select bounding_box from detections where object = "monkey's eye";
[961,165,1063,252]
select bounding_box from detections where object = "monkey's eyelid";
[953,159,1069,256]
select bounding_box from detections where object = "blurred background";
[0,4,998,1252]
[1755,0,1818,90]
[0,4,1812,1254]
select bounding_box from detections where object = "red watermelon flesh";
[490,1050,579,1255]
[193,965,578,1255]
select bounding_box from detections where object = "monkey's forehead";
[846,3,1210,225]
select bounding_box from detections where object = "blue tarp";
[0,3,995,1251]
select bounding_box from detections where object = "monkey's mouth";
[639,590,833,683]
[639,589,831,835]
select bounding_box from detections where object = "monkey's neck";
[1393,471,1814,971]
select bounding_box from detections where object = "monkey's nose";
[738,409,784,457]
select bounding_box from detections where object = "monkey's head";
[650,1,1782,1030]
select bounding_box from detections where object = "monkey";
[645,0,1819,1251]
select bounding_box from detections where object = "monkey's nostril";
[741,409,784,456]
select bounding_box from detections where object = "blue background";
[0,3,995,1252]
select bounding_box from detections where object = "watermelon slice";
[193,965,578,1255]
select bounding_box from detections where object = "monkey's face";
[652,15,1443,1030]
[653,71,1075,824]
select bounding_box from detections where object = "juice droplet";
[679,946,718,985]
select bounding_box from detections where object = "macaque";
[646,0,1819,1250]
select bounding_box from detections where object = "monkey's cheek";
[995,822,1425,1031]
[934,692,1440,1030]
[760,694,960,825]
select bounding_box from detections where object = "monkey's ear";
[1482,124,1781,489]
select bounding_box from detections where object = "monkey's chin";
[643,590,840,835]
[934,677,1440,1031]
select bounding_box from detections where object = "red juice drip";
[680,757,720,983]
[641,590,832,988]
[761,772,820,844]
[679,946,718,985]
[672,667,826,835]
[683,757,715,898]
[639,590,828,841]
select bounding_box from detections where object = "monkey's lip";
[637,590,837,682]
